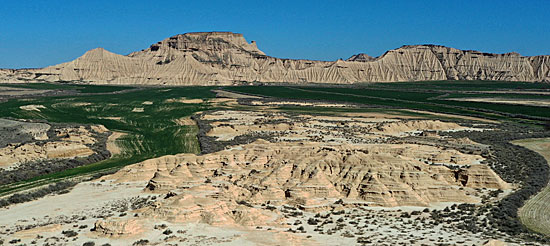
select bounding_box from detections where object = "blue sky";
[1,0,548,68]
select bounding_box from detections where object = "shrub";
[9,239,21,244]
[0,181,76,208]
[411,210,422,216]
[236,200,253,207]
[307,218,319,225]
[62,230,78,237]
[133,239,149,245]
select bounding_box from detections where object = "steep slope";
[2,32,549,85]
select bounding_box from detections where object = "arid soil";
[106,132,126,156]
[0,105,528,245]
[0,86,51,97]
[0,119,116,185]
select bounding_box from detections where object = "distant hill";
[1,32,549,85]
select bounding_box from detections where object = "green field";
[0,84,216,194]
[224,81,550,123]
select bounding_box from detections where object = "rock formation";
[0,122,109,170]
[346,53,375,62]
[1,32,548,85]
[106,110,508,208]
[92,219,144,237]
[0,108,517,245]
[109,140,507,208]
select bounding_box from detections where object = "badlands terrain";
[0,81,549,245]
[1,32,549,85]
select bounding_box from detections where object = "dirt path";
[513,138,550,236]
[212,89,262,99]
[106,131,126,156]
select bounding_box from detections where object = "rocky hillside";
[2,32,549,85]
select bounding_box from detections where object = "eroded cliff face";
[121,141,507,208]
[2,32,549,85]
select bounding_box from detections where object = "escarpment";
[2,32,549,85]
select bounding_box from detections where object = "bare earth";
[106,132,126,156]
[0,108,515,245]
[0,124,103,170]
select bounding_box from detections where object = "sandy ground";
[0,124,102,170]
[106,132,126,156]
[249,100,352,108]
[0,159,511,245]
[173,117,196,126]
[203,110,486,144]
[19,104,46,111]
[403,109,500,123]
[0,180,147,245]
[0,107,523,245]
[0,86,50,96]
[166,97,204,104]
[132,107,144,112]
[98,116,123,121]
[213,89,262,99]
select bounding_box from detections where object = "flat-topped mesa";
[132,31,265,58]
[4,32,549,84]
[183,32,261,52]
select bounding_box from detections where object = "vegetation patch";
[0,84,216,196]
[224,81,550,122]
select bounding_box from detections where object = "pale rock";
[2,32,548,84]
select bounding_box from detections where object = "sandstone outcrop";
[92,219,144,237]
[0,109,517,245]
[108,139,507,208]
[1,32,548,84]
[346,53,375,62]
[0,123,106,170]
